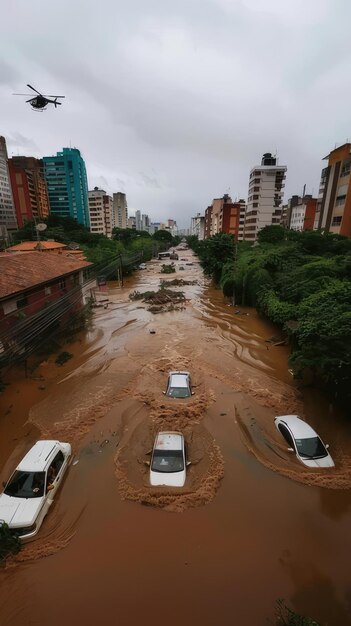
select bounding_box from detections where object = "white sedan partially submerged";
[164,371,193,399]
[274,415,334,468]
[149,431,188,487]
[0,440,71,541]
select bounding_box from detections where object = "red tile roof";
[0,252,93,300]
[7,241,67,251]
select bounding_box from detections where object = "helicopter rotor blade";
[26,98,36,103]
[13,93,34,96]
[27,84,42,95]
[42,95,65,98]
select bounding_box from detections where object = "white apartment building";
[0,136,17,241]
[88,187,113,237]
[290,204,306,231]
[135,210,141,230]
[244,153,287,241]
[190,213,205,240]
[112,192,128,229]
[141,214,149,231]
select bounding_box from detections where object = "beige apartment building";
[88,187,113,237]
[314,143,351,237]
[0,136,17,241]
[244,153,287,241]
[112,192,128,229]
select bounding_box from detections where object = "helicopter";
[13,84,65,110]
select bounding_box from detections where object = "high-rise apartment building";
[43,148,89,227]
[8,156,50,228]
[190,214,205,240]
[141,214,149,231]
[244,153,287,241]
[135,210,141,231]
[204,205,213,239]
[237,199,246,241]
[127,216,136,229]
[88,187,112,237]
[314,143,351,236]
[112,192,128,229]
[0,136,17,239]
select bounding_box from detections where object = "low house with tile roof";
[0,252,95,339]
[6,241,68,253]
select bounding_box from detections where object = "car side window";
[278,424,295,448]
[52,450,64,474]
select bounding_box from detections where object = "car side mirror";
[326,444,330,449]
[186,461,192,466]
[144,460,150,466]
[287,447,294,452]
[47,483,55,491]
[162,391,166,395]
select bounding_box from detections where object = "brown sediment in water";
[1,253,351,626]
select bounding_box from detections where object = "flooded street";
[1,253,351,626]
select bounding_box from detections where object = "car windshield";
[167,386,190,398]
[151,450,184,473]
[295,437,328,459]
[4,471,46,498]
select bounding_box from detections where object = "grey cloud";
[0,0,350,228]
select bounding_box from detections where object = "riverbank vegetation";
[187,227,351,407]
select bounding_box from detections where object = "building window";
[17,295,28,309]
[331,216,342,226]
[335,196,346,207]
[253,202,258,208]
[59,278,66,290]
[45,286,51,295]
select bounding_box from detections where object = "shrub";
[0,522,21,562]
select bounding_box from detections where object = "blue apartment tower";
[43,148,90,227]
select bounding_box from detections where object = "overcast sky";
[1,0,350,227]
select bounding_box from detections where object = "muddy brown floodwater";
[1,253,351,626]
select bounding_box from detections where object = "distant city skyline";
[1,1,350,230]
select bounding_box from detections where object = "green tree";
[257,225,285,244]
[198,233,235,282]
[152,229,173,243]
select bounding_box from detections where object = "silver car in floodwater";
[274,415,334,468]
[163,371,193,399]
[149,431,189,487]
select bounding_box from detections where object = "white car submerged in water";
[274,415,334,468]
[163,371,193,399]
[149,432,189,487]
[0,440,71,541]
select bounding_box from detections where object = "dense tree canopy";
[188,226,351,406]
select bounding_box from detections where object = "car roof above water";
[169,371,189,388]
[17,440,61,472]
[276,415,317,439]
[155,432,183,451]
